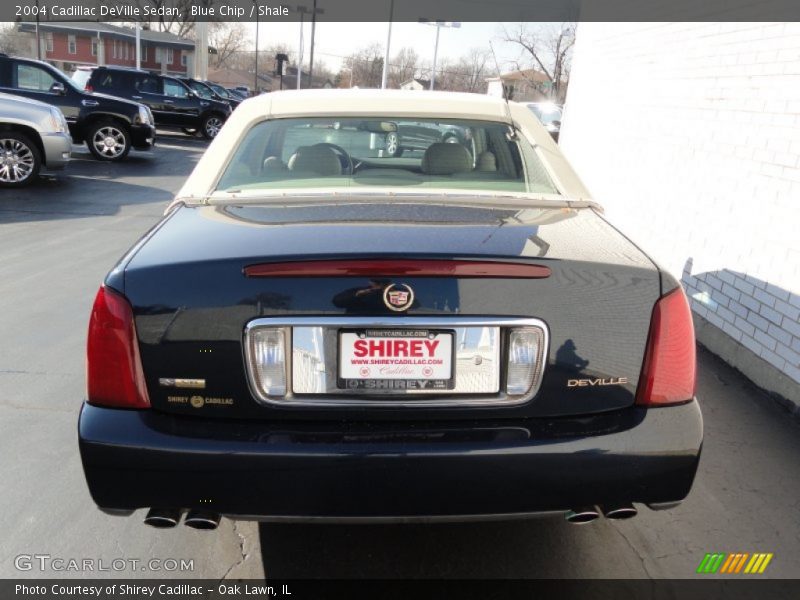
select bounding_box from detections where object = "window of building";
[91,39,98,57]
[45,33,54,53]
[181,53,187,67]
[68,35,76,55]
[156,47,174,65]
[141,44,147,61]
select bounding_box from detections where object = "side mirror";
[50,82,66,95]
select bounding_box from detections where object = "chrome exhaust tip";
[565,506,600,524]
[144,508,181,528]
[184,510,221,530]
[602,504,638,520]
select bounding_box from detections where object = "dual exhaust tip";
[144,508,220,530]
[565,504,638,524]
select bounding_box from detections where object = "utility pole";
[253,0,259,94]
[135,24,141,70]
[419,20,460,90]
[380,0,394,89]
[296,6,307,89]
[307,0,324,88]
[194,21,208,80]
[35,0,41,60]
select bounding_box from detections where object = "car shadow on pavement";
[0,175,174,224]
[258,517,597,578]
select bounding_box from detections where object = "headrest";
[421,142,473,175]
[475,151,497,172]
[262,156,286,172]
[287,145,342,176]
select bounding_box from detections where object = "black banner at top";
[6,0,800,23]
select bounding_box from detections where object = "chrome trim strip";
[243,316,549,408]
[226,510,564,524]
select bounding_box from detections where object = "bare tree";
[208,22,248,68]
[341,44,384,89]
[388,47,419,88]
[129,1,198,38]
[415,48,492,93]
[501,23,575,101]
[0,24,26,56]
[453,47,492,93]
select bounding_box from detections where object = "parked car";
[179,78,240,110]
[176,77,239,136]
[201,81,242,109]
[527,102,563,142]
[0,92,71,187]
[225,88,248,101]
[384,121,468,157]
[233,85,250,96]
[0,56,155,161]
[78,66,231,140]
[79,90,701,529]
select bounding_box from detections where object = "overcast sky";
[245,21,551,74]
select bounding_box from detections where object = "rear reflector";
[244,259,551,278]
[635,286,696,406]
[86,286,150,409]
[246,327,287,398]
[506,327,546,396]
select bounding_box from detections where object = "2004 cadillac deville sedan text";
[78,90,702,530]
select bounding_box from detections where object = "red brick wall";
[105,38,137,67]
[43,31,187,73]
[45,32,95,64]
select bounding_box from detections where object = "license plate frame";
[337,328,456,392]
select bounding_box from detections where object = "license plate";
[338,329,455,391]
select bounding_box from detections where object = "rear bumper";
[130,124,156,150]
[78,400,702,520]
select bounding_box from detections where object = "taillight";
[86,286,150,409]
[84,84,93,93]
[635,286,696,406]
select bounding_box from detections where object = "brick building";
[16,22,193,76]
[560,22,800,409]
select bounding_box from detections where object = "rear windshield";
[216,117,558,195]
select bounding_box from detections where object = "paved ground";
[0,137,798,580]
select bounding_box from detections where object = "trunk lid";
[120,202,660,420]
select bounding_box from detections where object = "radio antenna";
[488,41,508,102]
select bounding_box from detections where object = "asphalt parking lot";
[1,136,798,580]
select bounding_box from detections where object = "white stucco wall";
[560,22,800,390]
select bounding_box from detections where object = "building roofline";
[17,22,194,48]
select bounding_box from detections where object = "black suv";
[179,77,240,110]
[79,67,231,140]
[0,55,155,161]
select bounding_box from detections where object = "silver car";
[0,92,71,187]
